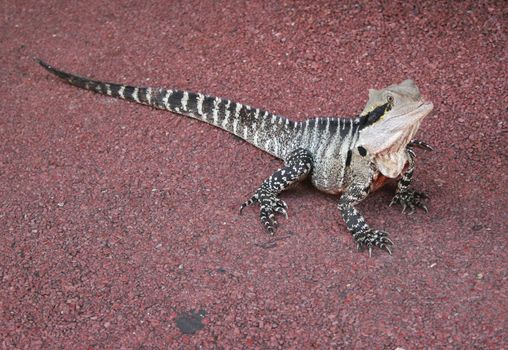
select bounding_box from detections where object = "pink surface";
[1,1,506,348]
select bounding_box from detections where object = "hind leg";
[240,148,313,233]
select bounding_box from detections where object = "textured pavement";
[1,1,507,349]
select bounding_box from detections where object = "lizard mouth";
[373,100,433,136]
[391,101,434,122]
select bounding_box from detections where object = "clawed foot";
[390,189,428,214]
[354,229,393,256]
[240,186,288,234]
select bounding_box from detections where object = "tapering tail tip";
[35,58,76,82]
[35,58,59,76]
[34,57,63,79]
[35,57,51,70]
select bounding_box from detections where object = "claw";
[383,237,394,246]
[275,206,288,219]
[419,142,433,151]
[382,244,392,255]
[239,197,256,213]
[275,198,286,208]
[408,140,434,151]
[368,246,372,258]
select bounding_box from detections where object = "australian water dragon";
[37,60,434,255]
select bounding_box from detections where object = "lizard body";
[38,60,434,255]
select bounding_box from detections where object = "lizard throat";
[370,123,420,178]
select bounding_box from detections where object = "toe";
[275,206,288,219]
[240,196,257,213]
[380,244,392,255]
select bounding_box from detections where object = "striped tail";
[37,59,295,159]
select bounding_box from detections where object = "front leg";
[390,148,429,214]
[338,175,393,256]
[240,148,313,233]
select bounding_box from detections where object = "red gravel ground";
[1,1,506,349]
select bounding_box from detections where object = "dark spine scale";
[37,60,295,159]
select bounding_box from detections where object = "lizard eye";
[387,95,394,104]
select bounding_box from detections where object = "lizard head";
[356,79,434,177]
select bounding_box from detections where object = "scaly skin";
[37,59,434,255]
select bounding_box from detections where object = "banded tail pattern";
[38,59,296,159]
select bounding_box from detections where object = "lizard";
[37,59,434,255]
